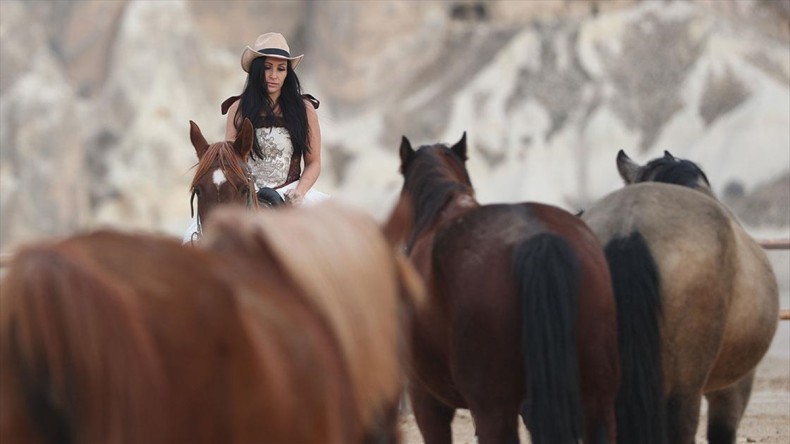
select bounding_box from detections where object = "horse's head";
[616,150,714,196]
[189,118,258,229]
[397,133,476,252]
[399,132,471,186]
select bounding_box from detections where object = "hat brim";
[241,46,303,73]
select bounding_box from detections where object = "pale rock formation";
[0,0,787,253]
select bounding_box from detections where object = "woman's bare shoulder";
[303,99,318,119]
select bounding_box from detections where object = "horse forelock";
[638,157,712,192]
[402,145,474,251]
[191,142,250,191]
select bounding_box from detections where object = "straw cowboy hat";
[241,32,303,73]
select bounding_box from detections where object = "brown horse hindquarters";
[527,204,621,440]
[432,205,528,409]
[432,203,619,444]
[517,203,620,443]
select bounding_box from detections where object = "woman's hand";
[284,189,304,206]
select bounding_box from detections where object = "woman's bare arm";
[290,99,322,203]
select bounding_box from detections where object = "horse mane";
[0,236,169,444]
[638,156,712,192]
[401,145,474,251]
[190,141,249,190]
[201,203,410,432]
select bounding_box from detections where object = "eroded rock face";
[0,0,787,252]
[0,1,89,248]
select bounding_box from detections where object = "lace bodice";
[220,95,315,190]
[250,126,299,189]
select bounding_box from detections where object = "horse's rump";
[584,183,777,348]
[583,179,779,443]
[583,184,739,363]
[202,202,421,435]
[429,202,619,442]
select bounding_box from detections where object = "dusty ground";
[399,319,790,444]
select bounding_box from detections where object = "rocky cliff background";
[1,0,788,253]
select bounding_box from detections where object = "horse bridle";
[189,162,257,244]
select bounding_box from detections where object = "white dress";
[182,124,328,244]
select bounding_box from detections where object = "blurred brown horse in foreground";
[0,202,423,444]
[581,150,779,444]
[397,134,620,444]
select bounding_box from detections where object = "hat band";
[258,48,291,58]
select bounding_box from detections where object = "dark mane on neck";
[638,157,711,190]
[402,145,473,250]
[190,142,249,190]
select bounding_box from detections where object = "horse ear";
[190,120,210,159]
[664,150,675,159]
[234,118,254,159]
[451,132,468,161]
[616,149,641,184]
[399,136,415,173]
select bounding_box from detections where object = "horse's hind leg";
[473,408,519,444]
[705,370,755,444]
[363,396,403,444]
[666,391,702,444]
[578,351,618,444]
[581,408,616,444]
[408,383,455,444]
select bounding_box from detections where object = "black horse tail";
[605,231,666,444]
[513,233,583,444]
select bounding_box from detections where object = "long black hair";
[236,56,310,160]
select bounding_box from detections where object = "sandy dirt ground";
[399,316,790,444]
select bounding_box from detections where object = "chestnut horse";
[397,134,620,444]
[581,150,779,444]
[187,118,284,244]
[0,201,423,444]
